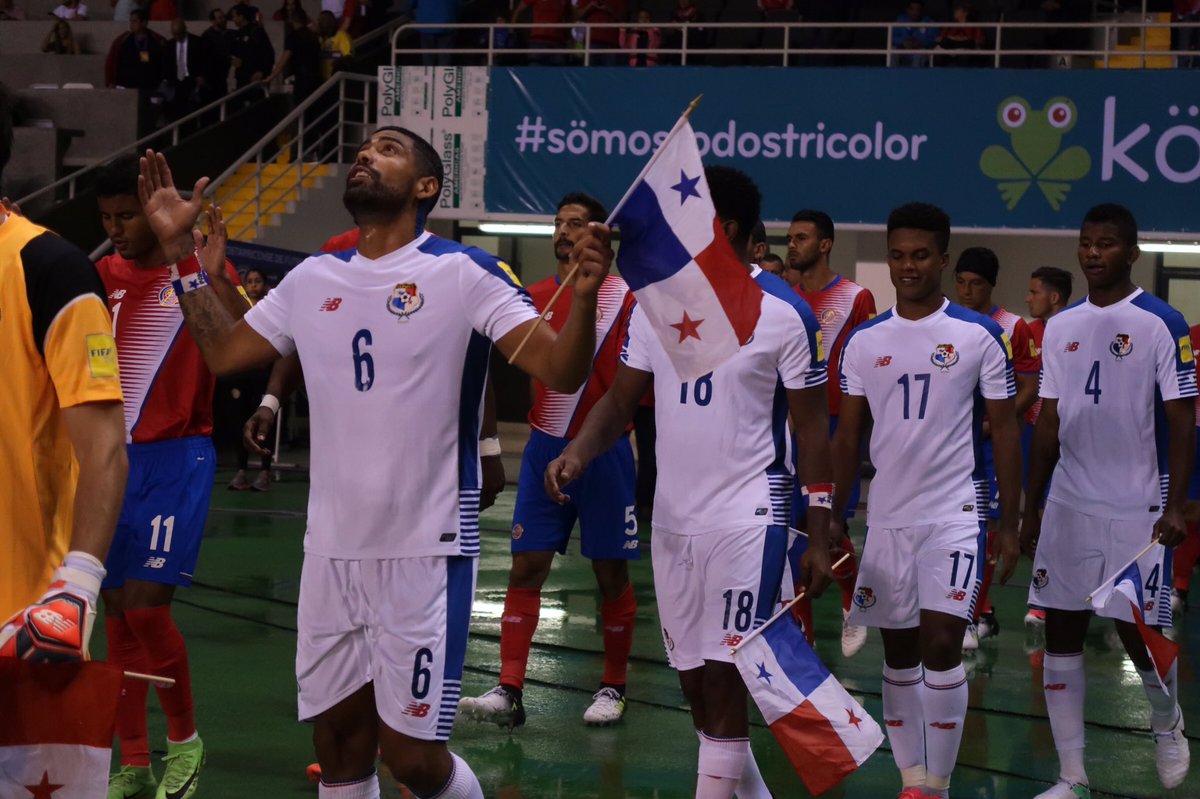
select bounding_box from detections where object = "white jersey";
[1039,289,1197,520]
[244,232,538,559]
[839,298,1014,527]
[621,268,826,536]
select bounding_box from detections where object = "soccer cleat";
[156,736,204,799]
[962,623,979,651]
[251,471,272,492]
[1033,780,1090,798]
[107,766,158,799]
[976,611,1000,642]
[306,763,321,782]
[840,609,868,658]
[896,788,938,799]
[1025,607,1047,625]
[582,686,626,726]
[458,685,526,730]
[1154,710,1190,789]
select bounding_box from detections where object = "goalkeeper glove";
[0,551,105,662]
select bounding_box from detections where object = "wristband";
[801,482,835,511]
[169,250,210,296]
[259,394,281,414]
[480,436,502,457]
[53,551,106,605]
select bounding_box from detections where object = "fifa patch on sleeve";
[815,329,825,362]
[85,333,118,378]
[497,260,523,288]
[1180,335,1193,364]
[1001,333,1013,360]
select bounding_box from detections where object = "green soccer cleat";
[156,736,205,799]
[107,765,157,799]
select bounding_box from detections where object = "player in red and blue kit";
[94,156,247,799]
[459,193,641,729]
[785,209,877,658]
[954,247,1038,650]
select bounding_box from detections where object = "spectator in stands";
[165,18,204,120]
[110,0,131,22]
[106,9,167,134]
[148,0,178,21]
[230,3,276,88]
[794,0,849,66]
[510,0,570,65]
[317,8,352,76]
[266,8,322,102]
[661,0,709,64]
[200,8,233,103]
[52,0,88,20]
[574,0,624,64]
[274,0,300,20]
[42,18,82,53]
[936,1,985,66]
[323,0,366,37]
[0,0,26,20]
[413,0,460,65]
[1175,0,1200,67]
[892,0,936,66]
[620,9,659,65]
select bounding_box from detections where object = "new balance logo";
[929,721,958,730]
[1045,683,1067,691]
[885,719,904,727]
[108,289,127,300]
[31,608,74,633]
[143,557,167,569]
[874,356,893,368]
[319,298,343,311]
[945,589,967,602]
[402,702,431,718]
[1064,341,1080,352]
[720,634,744,647]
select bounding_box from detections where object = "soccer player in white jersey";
[1022,203,1195,799]
[833,203,1022,799]
[133,129,614,799]
[547,165,835,799]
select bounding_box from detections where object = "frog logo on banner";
[979,97,1091,211]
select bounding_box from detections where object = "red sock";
[1174,522,1200,592]
[105,614,152,768]
[834,537,858,613]
[600,584,637,686]
[498,587,541,690]
[792,595,815,646]
[124,606,196,743]
[974,529,997,621]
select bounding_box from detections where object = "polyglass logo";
[980,96,1091,211]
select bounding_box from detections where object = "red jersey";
[989,305,1038,375]
[320,228,359,253]
[527,273,635,439]
[795,275,875,416]
[1026,317,1046,425]
[517,0,570,44]
[96,254,240,444]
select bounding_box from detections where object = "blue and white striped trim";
[1160,473,1170,509]
[458,489,481,556]
[436,678,462,740]
[768,473,792,527]
[973,479,991,524]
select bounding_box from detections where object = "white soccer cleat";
[840,610,867,658]
[582,686,626,726]
[458,685,526,729]
[962,623,980,651]
[1025,607,1047,626]
[1033,780,1091,798]
[1154,709,1190,789]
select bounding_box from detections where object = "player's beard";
[343,171,410,226]
[554,237,573,263]
[788,252,819,274]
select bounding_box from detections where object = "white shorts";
[296,553,477,740]
[1029,500,1171,626]
[849,519,985,629]
[652,525,787,670]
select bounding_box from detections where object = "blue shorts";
[511,429,639,560]
[102,436,216,589]
[791,414,861,528]
[980,438,1001,522]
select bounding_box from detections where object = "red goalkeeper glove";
[0,551,105,662]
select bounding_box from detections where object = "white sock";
[696,732,748,799]
[428,753,483,799]
[734,744,771,799]
[1044,652,1088,785]
[922,664,967,792]
[1137,663,1180,732]
[882,664,926,787]
[319,771,380,799]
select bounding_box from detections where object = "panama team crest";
[853,587,876,609]
[387,282,424,319]
[931,343,959,370]
[1110,333,1133,359]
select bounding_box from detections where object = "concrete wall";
[15,87,138,164]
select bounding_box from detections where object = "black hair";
[760,252,784,266]
[750,220,767,246]
[290,7,308,24]
[790,209,834,242]
[128,7,144,20]
[93,154,141,199]
[372,126,444,222]
[1082,203,1138,248]
[887,202,950,255]
[556,191,607,224]
[704,165,760,255]
[243,267,268,281]
[209,7,223,19]
[954,246,999,286]
[229,3,252,19]
[1031,265,1073,303]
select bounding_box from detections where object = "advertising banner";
[485,67,1200,234]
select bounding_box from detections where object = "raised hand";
[138,149,210,263]
[569,222,614,299]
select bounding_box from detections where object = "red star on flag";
[25,772,63,799]
[670,312,704,343]
[845,707,863,730]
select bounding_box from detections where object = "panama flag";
[609,111,763,381]
[0,660,121,798]
[732,608,883,795]
[1089,560,1179,692]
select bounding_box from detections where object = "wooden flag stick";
[506,95,705,367]
[731,551,853,655]
[1084,538,1160,603]
[123,670,175,687]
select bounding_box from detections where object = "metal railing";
[16,82,271,209]
[391,19,1200,69]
